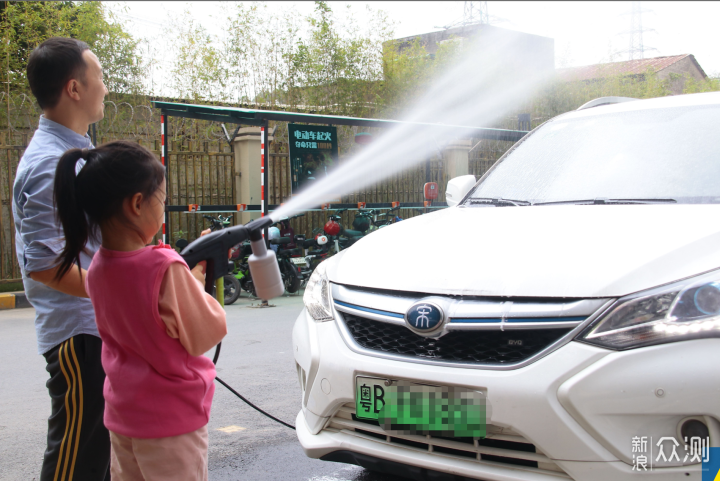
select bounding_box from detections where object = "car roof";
[561,91,720,121]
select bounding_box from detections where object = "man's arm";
[17,161,89,298]
[28,266,88,298]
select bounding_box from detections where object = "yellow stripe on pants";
[53,339,83,481]
[53,341,71,481]
[67,338,84,481]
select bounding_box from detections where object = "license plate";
[355,376,487,437]
[290,257,307,266]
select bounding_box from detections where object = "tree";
[0,1,146,96]
[291,1,391,117]
[166,10,225,103]
[221,2,300,106]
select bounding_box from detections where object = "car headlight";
[303,260,333,321]
[578,269,720,350]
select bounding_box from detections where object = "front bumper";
[296,409,570,481]
[292,308,718,480]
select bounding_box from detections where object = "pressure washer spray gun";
[179,217,285,300]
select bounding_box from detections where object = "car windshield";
[466,104,720,205]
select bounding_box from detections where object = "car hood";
[328,204,720,298]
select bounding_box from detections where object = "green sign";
[356,377,487,438]
[288,124,338,192]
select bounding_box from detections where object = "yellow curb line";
[0,293,15,309]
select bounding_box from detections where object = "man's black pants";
[41,334,110,481]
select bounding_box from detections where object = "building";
[387,24,555,76]
[557,54,707,95]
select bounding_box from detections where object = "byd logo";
[406,301,443,333]
[414,305,432,328]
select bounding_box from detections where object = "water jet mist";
[271,27,554,222]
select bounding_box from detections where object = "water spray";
[270,28,554,222]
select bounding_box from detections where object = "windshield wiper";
[466,197,532,207]
[534,198,677,206]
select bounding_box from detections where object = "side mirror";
[446,175,476,207]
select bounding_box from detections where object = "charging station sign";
[289,124,338,193]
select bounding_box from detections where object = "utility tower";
[436,1,490,30]
[464,1,489,26]
[622,1,657,60]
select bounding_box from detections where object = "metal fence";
[0,95,518,283]
[0,96,236,283]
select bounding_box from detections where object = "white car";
[292,92,720,481]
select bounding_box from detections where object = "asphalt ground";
[0,290,402,481]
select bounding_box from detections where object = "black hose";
[215,376,296,430]
[211,342,296,430]
[212,342,222,365]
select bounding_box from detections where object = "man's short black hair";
[26,37,90,110]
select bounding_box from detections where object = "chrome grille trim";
[331,285,615,370]
[448,320,584,330]
[325,403,570,478]
[332,284,609,322]
[334,301,586,330]
[334,301,406,326]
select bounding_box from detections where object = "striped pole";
[261,121,270,240]
[161,113,167,244]
[260,126,265,218]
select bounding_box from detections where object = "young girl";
[53,140,227,481]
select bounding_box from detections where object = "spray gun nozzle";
[245,217,273,241]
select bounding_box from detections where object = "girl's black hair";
[53,140,165,280]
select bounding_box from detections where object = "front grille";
[343,314,572,364]
[325,403,569,477]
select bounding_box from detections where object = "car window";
[467,105,720,205]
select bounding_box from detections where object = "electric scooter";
[269,236,302,294]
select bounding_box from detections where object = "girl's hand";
[191,261,206,285]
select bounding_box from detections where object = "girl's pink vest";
[86,245,215,438]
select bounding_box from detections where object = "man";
[13,37,109,480]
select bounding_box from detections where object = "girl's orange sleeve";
[158,262,227,357]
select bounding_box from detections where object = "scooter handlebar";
[269,237,292,245]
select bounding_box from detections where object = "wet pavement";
[0,291,402,481]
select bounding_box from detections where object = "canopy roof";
[152,101,528,142]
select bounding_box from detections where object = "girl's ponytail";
[54,148,93,280]
[52,140,165,281]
